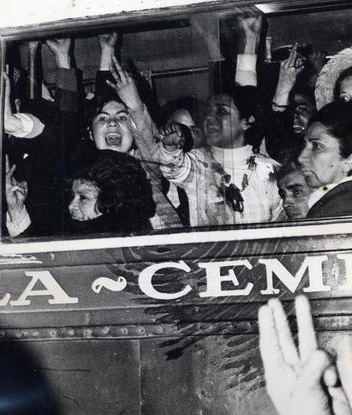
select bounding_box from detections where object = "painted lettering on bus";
[0,253,351,306]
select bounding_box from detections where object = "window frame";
[1,0,352,249]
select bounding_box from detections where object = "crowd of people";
[3,14,352,238]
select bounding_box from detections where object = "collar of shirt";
[211,145,253,166]
[308,176,352,209]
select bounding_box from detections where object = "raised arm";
[235,15,262,87]
[5,156,31,237]
[3,72,44,139]
[272,43,305,109]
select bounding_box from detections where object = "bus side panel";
[0,339,142,415]
[139,334,273,415]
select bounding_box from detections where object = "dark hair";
[70,150,155,233]
[85,90,125,129]
[161,96,205,126]
[277,161,304,184]
[334,66,352,101]
[290,83,316,111]
[226,85,263,150]
[308,101,352,159]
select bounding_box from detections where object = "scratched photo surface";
[1,1,352,414]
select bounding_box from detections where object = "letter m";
[259,256,331,295]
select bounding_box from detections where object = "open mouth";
[206,125,221,134]
[105,133,122,147]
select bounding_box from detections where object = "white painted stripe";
[0,222,350,255]
[0,0,215,29]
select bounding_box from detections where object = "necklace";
[208,147,258,213]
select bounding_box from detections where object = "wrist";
[56,54,71,69]
[243,37,259,54]
[4,113,22,134]
[100,50,114,70]
[8,204,26,223]
[128,100,144,114]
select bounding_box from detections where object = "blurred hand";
[98,32,119,51]
[46,38,71,69]
[5,156,28,215]
[106,56,143,113]
[259,296,352,415]
[156,122,186,150]
[241,15,262,38]
[238,14,262,54]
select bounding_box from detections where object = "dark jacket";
[9,68,80,237]
[307,181,352,219]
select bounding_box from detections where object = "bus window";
[1,1,352,243]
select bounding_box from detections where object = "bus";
[0,0,352,413]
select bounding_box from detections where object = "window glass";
[2,3,352,241]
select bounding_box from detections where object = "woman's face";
[68,179,102,222]
[91,100,134,153]
[298,122,348,188]
[339,75,352,103]
[204,94,245,148]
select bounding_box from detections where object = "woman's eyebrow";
[97,109,128,116]
[307,137,321,141]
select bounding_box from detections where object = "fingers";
[156,123,185,148]
[258,304,286,373]
[329,386,352,415]
[5,163,16,181]
[268,298,300,366]
[3,72,10,96]
[106,79,117,91]
[287,43,298,67]
[296,295,318,362]
[110,56,127,84]
[5,154,10,173]
[98,32,118,46]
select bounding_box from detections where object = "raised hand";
[5,156,28,218]
[98,32,119,51]
[241,15,262,39]
[155,122,185,151]
[259,296,352,415]
[106,56,143,113]
[239,14,262,54]
[3,72,23,135]
[46,38,71,69]
[278,43,305,91]
[98,32,121,70]
[273,43,305,108]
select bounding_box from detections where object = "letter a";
[10,271,78,306]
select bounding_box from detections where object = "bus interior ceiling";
[9,5,352,107]
[7,4,352,105]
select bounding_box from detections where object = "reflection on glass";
[3,4,352,240]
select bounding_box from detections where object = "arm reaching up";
[5,156,31,237]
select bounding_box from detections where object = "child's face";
[91,100,134,153]
[68,179,102,222]
[204,94,245,148]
